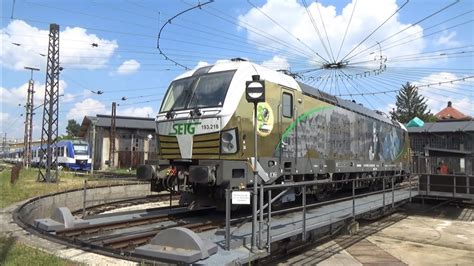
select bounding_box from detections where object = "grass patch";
[0,235,75,266]
[98,167,135,174]
[0,163,134,208]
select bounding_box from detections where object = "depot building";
[79,115,157,170]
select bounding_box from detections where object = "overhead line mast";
[23,66,40,169]
[38,23,60,183]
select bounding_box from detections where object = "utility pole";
[109,102,116,168]
[38,24,60,183]
[2,133,7,158]
[130,133,134,169]
[90,118,98,175]
[23,66,40,168]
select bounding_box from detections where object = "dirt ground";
[277,202,474,265]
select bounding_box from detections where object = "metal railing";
[418,174,473,198]
[224,174,416,252]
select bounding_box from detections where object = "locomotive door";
[279,89,296,170]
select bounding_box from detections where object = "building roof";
[426,147,472,155]
[406,117,424,128]
[407,120,474,133]
[78,115,155,137]
[435,101,469,120]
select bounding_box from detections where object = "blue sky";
[1,0,473,140]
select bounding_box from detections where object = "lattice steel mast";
[23,66,39,168]
[38,24,60,183]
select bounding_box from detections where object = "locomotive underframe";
[142,156,408,207]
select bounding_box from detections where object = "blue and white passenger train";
[3,148,24,164]
[30,140,92,171]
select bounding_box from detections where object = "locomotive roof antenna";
[23,66,40,169]
[38,24,60,183]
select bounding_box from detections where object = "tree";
[66,119,81,137]
[390,82,434,123]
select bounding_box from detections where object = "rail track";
[57,183,410,255]
[14,178,418,264]
[59,206,215,238]
[73,193,180,216]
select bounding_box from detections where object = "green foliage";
[425,114,438,122]
[0,235,72,266]
[66,119,81,138]
[0,164,126,208]
[56,135,74,141]
[390,82,435,123]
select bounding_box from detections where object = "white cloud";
[0,112,11,124]
[262,55,289,70]
[415,72,472,115]
[116,59,140,75]
[118,106,154,118]
[0,80,68,107]
[194,61,210,69]
[238,0,426,69]
[434,31,461,48]
[385,103,396,114]
[67,98,107,120]
[1,20,118,70]
[62,89,93,103]
[192,59,233,70]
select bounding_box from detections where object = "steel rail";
[75,193,180,216]
[99,221,221,250]
[56,206,215,237]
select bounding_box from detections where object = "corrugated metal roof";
[464,121,474,131]
[94,115,155,129]
[407,120,474,133]
[78,115,155,137]
[426,147,472,155]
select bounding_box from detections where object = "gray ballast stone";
[135,227,218,264]
[34,207,89,231]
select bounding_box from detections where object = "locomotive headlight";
[221,128,238,154]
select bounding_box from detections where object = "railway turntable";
[32,175,417,265]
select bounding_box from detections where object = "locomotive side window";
[282,92,293,118]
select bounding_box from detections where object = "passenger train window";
[282,93,293,118]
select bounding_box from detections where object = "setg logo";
[170,122,201,135]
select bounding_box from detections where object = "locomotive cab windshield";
[160,70,236,113]
[73,144,89,155]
